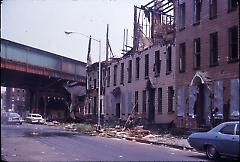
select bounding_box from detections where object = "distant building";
[5,87,26,117]
[174,0,239,128]
[85,62,105,118]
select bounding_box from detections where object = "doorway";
[116,103,120,118]
[148,89,155,123]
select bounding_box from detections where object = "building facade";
[5,87,27,117]
[175,0,239,128]
[104,44,176,124]
[86,62,104,118]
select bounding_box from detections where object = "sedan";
[2,112,24,125]
[188,121,239,160]
[25,113,45,124]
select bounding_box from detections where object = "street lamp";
[64,30,102,131]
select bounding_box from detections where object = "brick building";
[5,87,27,117]
[104,44,176,124]
[86,62,105,118]
[175,0,239,128]
[103,0,176,125]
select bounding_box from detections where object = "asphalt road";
[1,123,211,161]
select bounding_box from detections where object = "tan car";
[25,113,45,124]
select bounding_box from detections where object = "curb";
[105,133,194,151]
[56,125,195,152]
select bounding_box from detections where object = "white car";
[25,113,45,124]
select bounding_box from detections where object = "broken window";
[193,38,201,69]
[135,91,138,112]
[128,60,132,83]
[113,65,117,86]
[145,54,149,78]
[142,90,146,113]
[209,0,217,19]
[179,2,185,30]
[158,88,162,113]
[228,26,239,62]
[155,50,160,76]
[107,67,110,87]
[166,46,172,74]
[228,0,238,12]
[136,57,140,79]
[179,42,186,72]
[168,86,174,112]
[120,63,124,85]
[210,32,218,66]
[193,0,201,24]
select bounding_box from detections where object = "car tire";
[206,145,219,160]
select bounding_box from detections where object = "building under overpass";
[1,38,86,121]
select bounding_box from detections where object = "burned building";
[104,0,176,125]
[174,0,239,128]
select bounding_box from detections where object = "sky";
[1,0,150,63]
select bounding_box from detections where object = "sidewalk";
[48,122,194,151]
[98,127,193,151]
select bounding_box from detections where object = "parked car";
[187,121,239,160]
[2,112,24,125]
[25,113,45,124]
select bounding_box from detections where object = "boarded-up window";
[189,86,197,117]
[230,79,239,116]
[214,81,223,116]
[177,87,185,117]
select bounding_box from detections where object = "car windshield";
[32,115,42,118]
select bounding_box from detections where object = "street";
[1,123,209,161]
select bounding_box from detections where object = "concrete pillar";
[43,96,47,118]
[5,87,11,111]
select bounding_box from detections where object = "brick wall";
[175,0,239,128]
